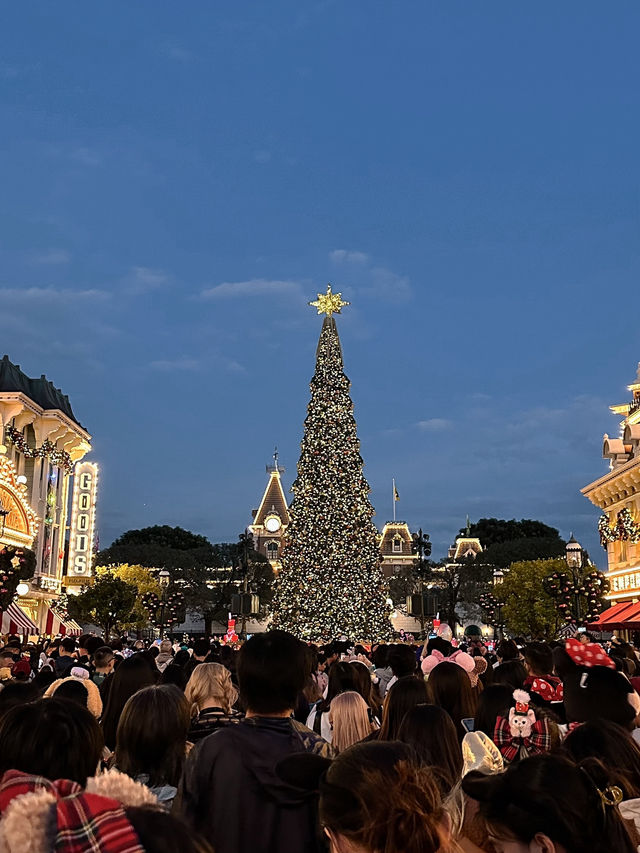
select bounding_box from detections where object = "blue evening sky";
[1,2,638,561]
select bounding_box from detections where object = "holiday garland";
[598,509,640,548]
[5,426,73,474]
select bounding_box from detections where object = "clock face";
[265,515,281,533]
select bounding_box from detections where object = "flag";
[394,485,400,502]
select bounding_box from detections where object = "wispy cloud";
[124,266,170,294]
[29,249,71,266]
[70,147,103,167]
[330,249,411,300]
[200,279,303,300]
[149,357,200,372]
[0,287,108,303]
[330,249,369,265]
[417,418,452,431]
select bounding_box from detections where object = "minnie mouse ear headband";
[421,649,475,677]
[565,638,615,669]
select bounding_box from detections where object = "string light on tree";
[272,285,392,641]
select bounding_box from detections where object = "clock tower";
[248,449,290,571]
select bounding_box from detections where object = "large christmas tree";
[272,285,391,641]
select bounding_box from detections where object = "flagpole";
[392,478,396,522]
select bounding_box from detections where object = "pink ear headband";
[421,649,475,676]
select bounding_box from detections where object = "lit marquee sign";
[67,461,98,578]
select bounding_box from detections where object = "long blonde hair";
[184,662,238,716]
[329,691,376,754]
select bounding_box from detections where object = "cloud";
[200,279,303,300]
[125,266,169,294]
[417,418,452,431]
[330,249,370,265]
[29,249,71,266]
[254,150,271,164]
[0,287,108,304]
[70,147,103,167]
[149,357,200,371]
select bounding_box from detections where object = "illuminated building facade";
[582,363,640,606]
[0,355,93,630]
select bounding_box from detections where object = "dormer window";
[392,536,402,554]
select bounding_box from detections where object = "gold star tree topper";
[309,284,350,316]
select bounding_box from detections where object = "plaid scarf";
[493,716,552,764]
[0,770,144,853]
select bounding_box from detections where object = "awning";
[588,601,640,630]
[43,606,82,637]
[1,602,39,635]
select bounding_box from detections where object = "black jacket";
[175,716,331,853]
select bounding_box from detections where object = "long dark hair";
[320,741,446,853]
[426,662,476,740]
[101,655,157,751]
[463,753,637,853]
[378,676,429,741]
[396,704,463,796]
[316,661,358,714]
[563,720,640,799]
[115,685,190,788]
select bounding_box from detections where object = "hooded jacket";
[174,716,332,853]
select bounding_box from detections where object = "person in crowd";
[185,662,243,742]
[377,675,429,741]
[306,660,358,741]
[329,690,377,753]
[91,646,115,688]
[463,753,638,853]
[155,639,174,674]
[319,741,453,853]
[492,659,528,692]
[372,643,393,695]
[101,654,158,752]
[44,666,103,718]
[397,704,463,797]
[54,636,77,677]
[385,643,418,693]
[523,641,564,704]
[175,630,332,853]
[159,663,189,691]
[472,683,513,738]
[114,684,190,807]
[426,661,478,741]
[184,638,211,679]
[0,697,104,785]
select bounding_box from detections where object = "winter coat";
[175,716,332,853]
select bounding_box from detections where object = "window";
[266,541,279,560]
[392,536,402,553]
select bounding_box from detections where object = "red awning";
[588,601,640,630]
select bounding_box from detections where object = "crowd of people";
[0,626,640,851]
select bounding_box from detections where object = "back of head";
[101,654,158,750]
[524,642,554,676]
[185,662,237,716]
[329,691,372,754]
[321,741,447,853]
[192,638,210,658]
[463,753,637,853]
[387,644,417,679]
[563,720,640,798]
[492,660,527,691]
[396,704,463,795]
[426,662,477,737]
[116,684,190,788]
[237,630,308,715]
[379,676,429,740]
[0,697,103,785]
[474,684,513,737]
